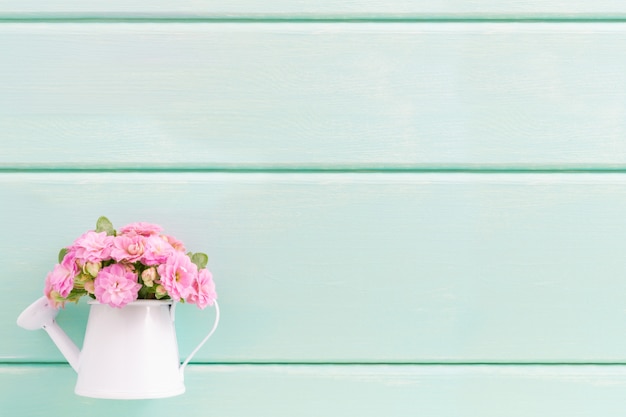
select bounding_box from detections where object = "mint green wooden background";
[3,2,626,415]
[4,23,626,170]
[3,1,626,18]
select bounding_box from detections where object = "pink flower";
[94,264,141,308]
[141,235,175,265]
[119,222,162,237]
[110,235,145,263]
[60,249,80,276]
[39,217,215,307]
[70,231,113,264]
[187,268,217,309]
[161,234,186,252]
[157,251,197,301]
[44,263,76,307]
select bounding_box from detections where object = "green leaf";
[68,288,87,297]
[58,247,68,263]
[190,252,209,269]
[138,285,150,299]
[67,288,87,304]
[95,216,116,236]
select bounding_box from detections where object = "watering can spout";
[17,297,80,373]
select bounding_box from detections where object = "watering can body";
[77,300,184,399]
[17,297,219,399]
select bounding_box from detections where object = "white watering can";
[17,296,219,399]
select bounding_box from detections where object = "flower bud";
[155,284,167,299]
[84,261,102,277]
[73,273,90,290]
[84,280,95,294]
[48,290,65,305]
[141,267,157,287]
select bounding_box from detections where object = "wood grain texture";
[5,172,626,363]
[2,1,626,19]
[3,364,626,416]
[3,23,626,169]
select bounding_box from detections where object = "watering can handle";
[180,300,220,376]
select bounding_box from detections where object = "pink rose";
[94,264,141,308]
[119,222,162,237]
[110,235,145,263]
[157,251,197,301]
[161,234,186,252]
[70,231,113,264]
[60,249,80,276]
[44,263,76,307]
[187,268,217,309]
[141,235,175,265]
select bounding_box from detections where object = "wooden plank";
[4,364,626,416]
[2,1,626,19]
[5,172,626,362]
[3,23,626,169]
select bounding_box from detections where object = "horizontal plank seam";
[5,17,626,23]
[7,168,626,174]
[7,362,626,366]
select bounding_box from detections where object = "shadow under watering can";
[17,296,220,399]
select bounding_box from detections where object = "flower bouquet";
[44,216,216,309]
